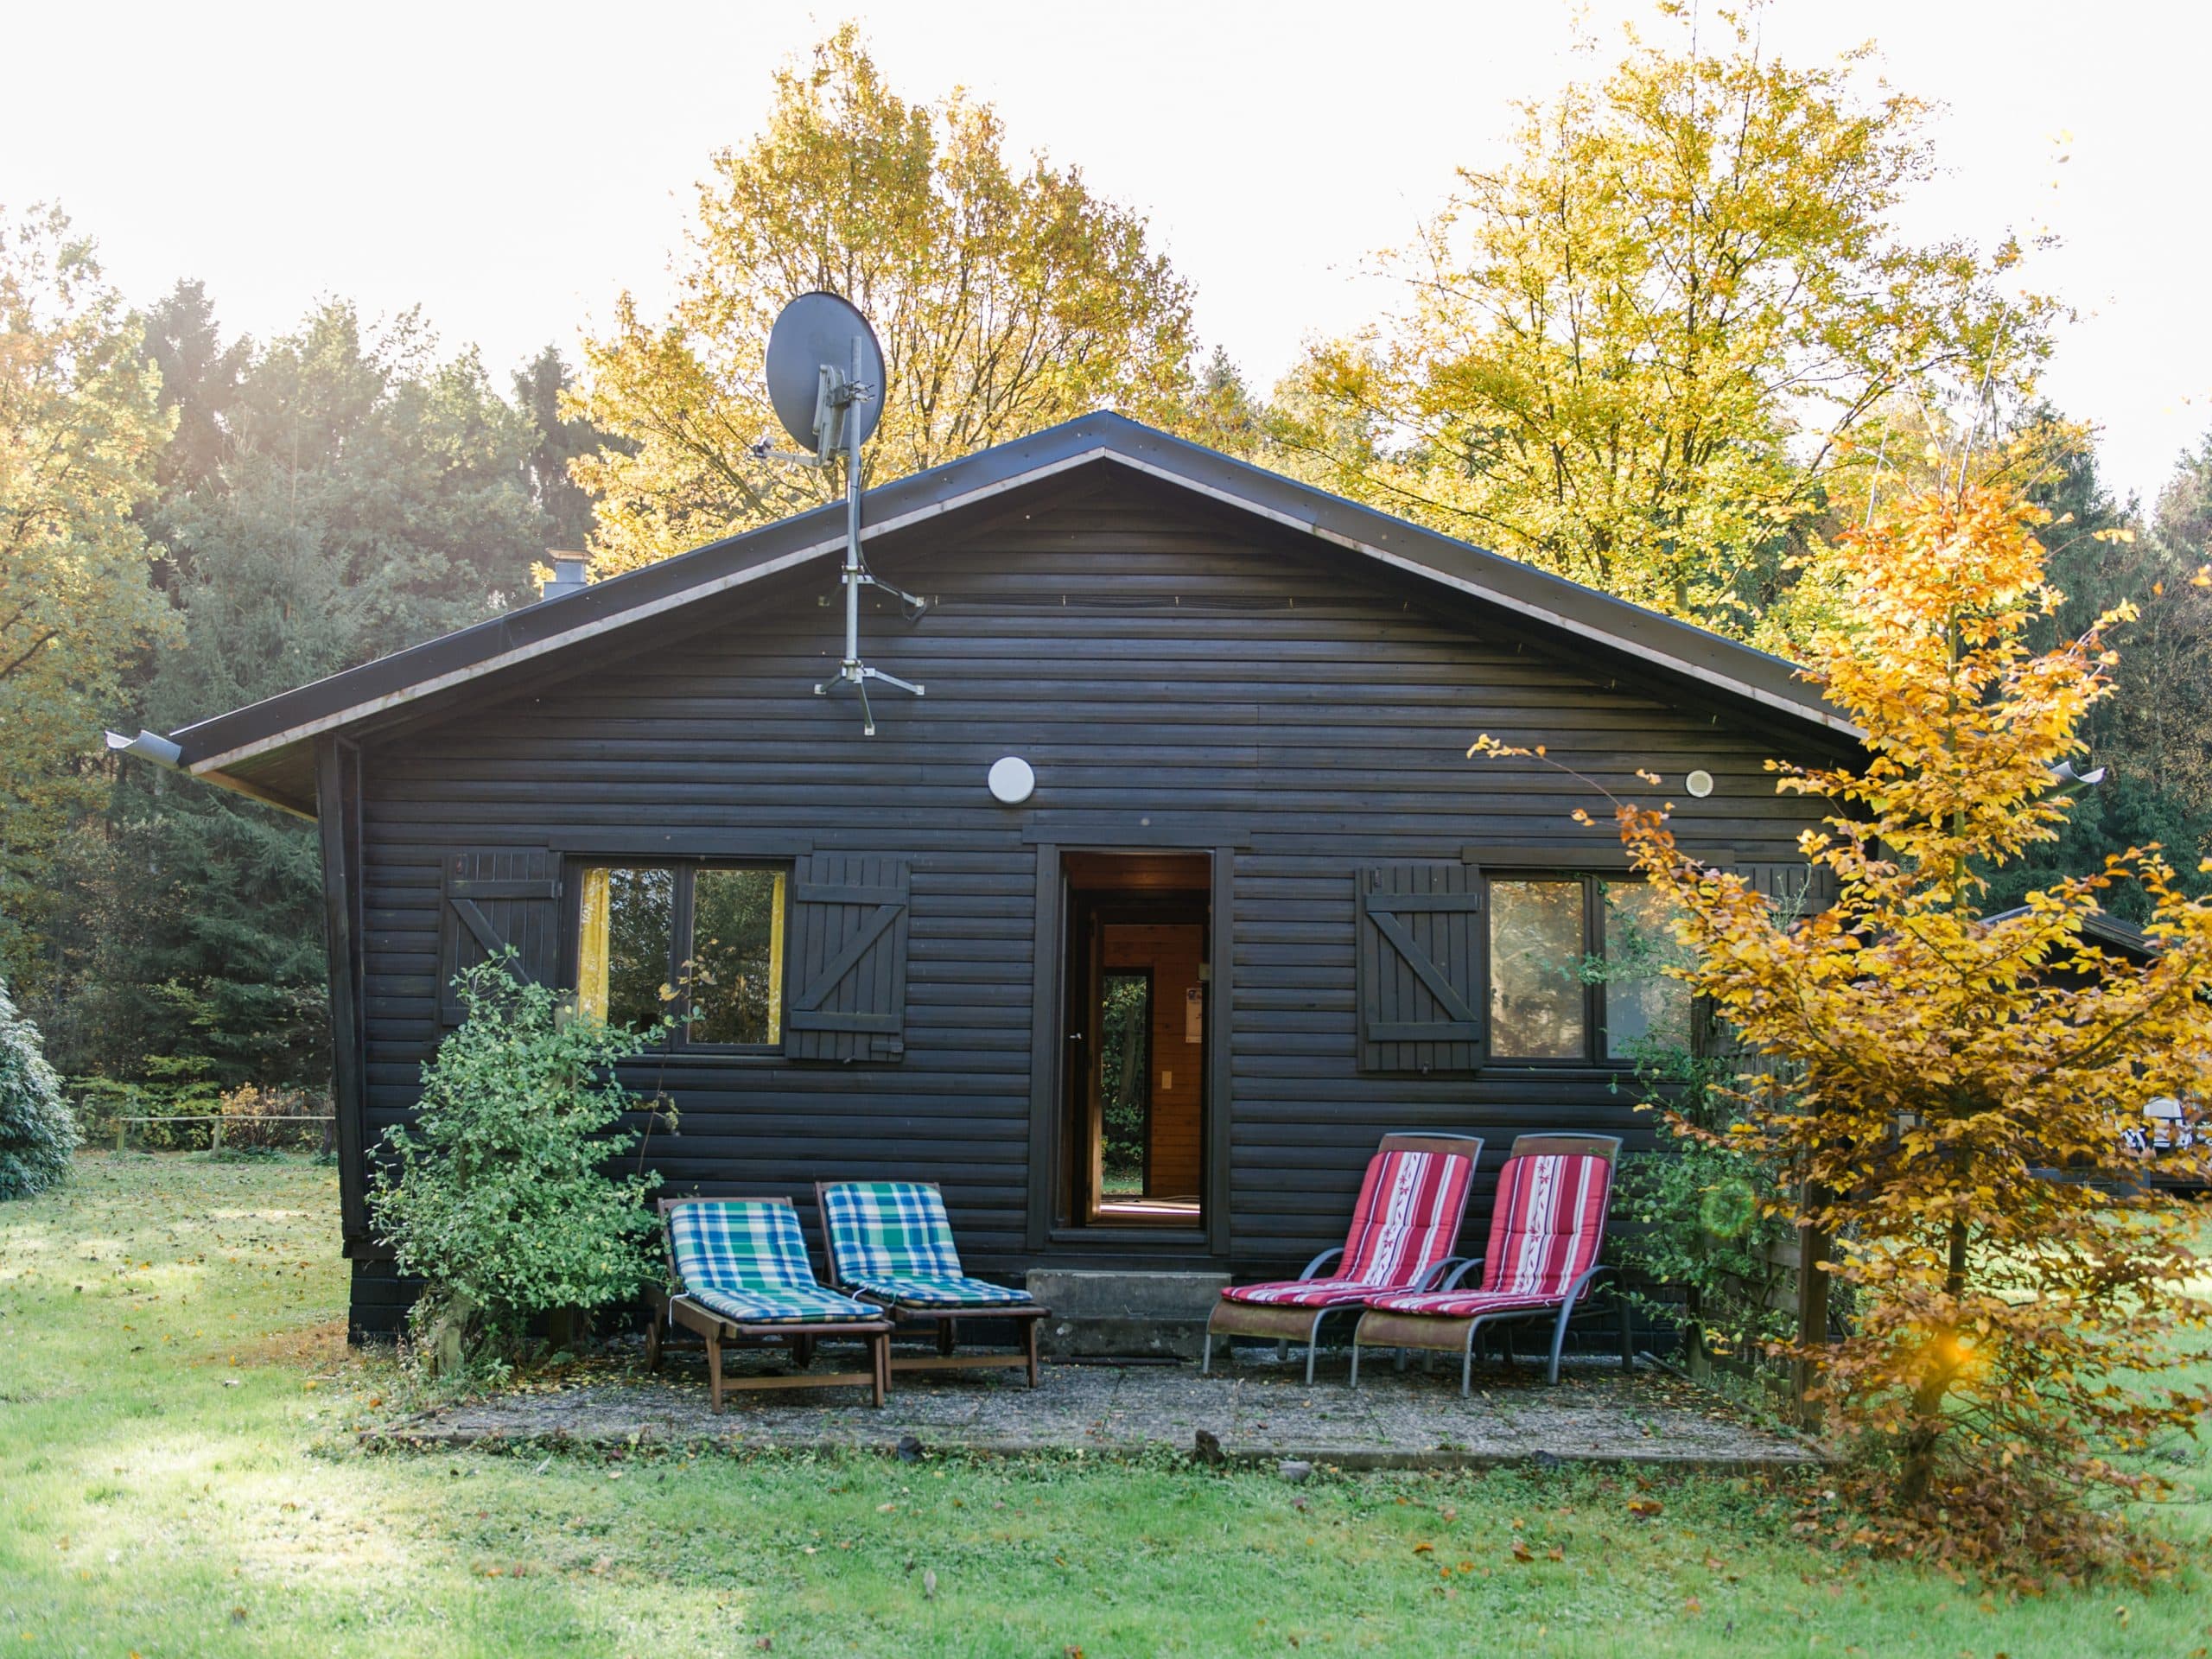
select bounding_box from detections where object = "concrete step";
[1025,1268,1229,1360]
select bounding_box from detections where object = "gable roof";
[165,411,1857,814]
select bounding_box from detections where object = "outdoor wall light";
[1685,769,1714,798]
[988,755,1036,805]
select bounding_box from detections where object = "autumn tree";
[1490,486,2212,1575]
[1275,7,2051,641]
[572,25,1201,573]
[0,206,175,975]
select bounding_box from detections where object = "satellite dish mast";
[756,291,925,735]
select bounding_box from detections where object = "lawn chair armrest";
[1412,1255,1469,1292]
[1560,1262,1609,1307]
[1439,1256,1484,1291]
[1298,1248,1345,1281]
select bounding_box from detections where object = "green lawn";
[2,1154,2207,1657]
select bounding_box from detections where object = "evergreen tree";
[512,344,622,553]
[1983,435,2212,918]
[40,298,548,1087]
[0,976,75,1199]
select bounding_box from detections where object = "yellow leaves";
[574,27,1199,575]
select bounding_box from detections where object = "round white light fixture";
[988,755,1036,805]
[1685,768,1714,798]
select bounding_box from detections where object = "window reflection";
[689,869,786,1046]
[1489,880,1586,1058]
[1603,882,1692,1059]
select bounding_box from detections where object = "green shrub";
[1611,1042,1799,1364]
[0,977,77,1198]
[370,955,666,1366]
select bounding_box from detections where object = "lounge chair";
[1202,1133,1481,1384]
[1349,1134,1630,1393]
[645,1196,893,1409]
[816,1180,1049,1386]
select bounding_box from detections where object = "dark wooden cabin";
[157,415,1856,1338]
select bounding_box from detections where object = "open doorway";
[1061,851,1210,1228]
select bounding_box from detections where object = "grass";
[1,1154,2208,1657]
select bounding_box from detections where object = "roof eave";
[165,412,1859,791]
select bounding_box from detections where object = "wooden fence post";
[1791,1197,1831,1432]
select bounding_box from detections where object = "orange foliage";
[1482,486,2212,1580]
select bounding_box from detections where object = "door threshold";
[1047,1225,1211,1249]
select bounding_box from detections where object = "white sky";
[10,1,2208,508]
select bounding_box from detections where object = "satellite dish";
[751,291,924,735]
[766,291,885,457]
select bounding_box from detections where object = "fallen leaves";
[1628,1498,1664,1519]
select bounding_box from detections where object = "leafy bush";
[371,956,667,1366]
[0,976,77,1198]
[215,1084,331,1152]
[1611,1045,1800,1367]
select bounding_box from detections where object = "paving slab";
[373,1342,1817,1471]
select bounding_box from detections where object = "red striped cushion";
[1364,1287,1569,1319]
[1479,1154,1612,1300]
[1220,1276,1385,1309]
[1337,1147,1477,1288]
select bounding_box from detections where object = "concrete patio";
[374,1342,1817,1471]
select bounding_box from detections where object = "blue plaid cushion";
[821,1183,965,1282]
[684,1284,881,1325]
[850,1273,1037,1310]
[667,1200,822,1293]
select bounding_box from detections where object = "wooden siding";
[343,473,1828,1322]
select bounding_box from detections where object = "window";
[1486,875,1692,1064]
[575,863,788,1048]
[1600,881,1693,1060]
[1489,880,1586,1058]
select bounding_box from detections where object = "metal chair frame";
[1346,1132,1632,1395]
[1202,1132,1484,1385]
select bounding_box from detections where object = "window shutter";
[437,849,562,1024]
[1734,859,1838,918]
[785,853,911,1061]
[1355,861,1484,1073]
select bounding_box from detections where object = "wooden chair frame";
[815,1181,1048,1387]
[1349,1134,1631,1393]
[645,1196,892,1410]
[1203,1132,1484,1385]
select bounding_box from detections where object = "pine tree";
[41,298,548,1087]
[0,976,75,1199]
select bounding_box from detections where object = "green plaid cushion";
[821,1183,965,1282]
[850,1273,1036,1310]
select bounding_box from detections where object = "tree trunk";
[1897,1217,1970,1505]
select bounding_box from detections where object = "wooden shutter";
[785,853,911,1062]
[1355,861,1484,1073]
[437,849,562,1024]
[1736,860,1838,918]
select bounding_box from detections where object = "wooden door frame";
[1025,842,1234,1257]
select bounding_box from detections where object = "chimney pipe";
[541,551,589,601]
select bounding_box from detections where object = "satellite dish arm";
[813,337,925,733]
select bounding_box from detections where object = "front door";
[1058,851,1211,1229]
